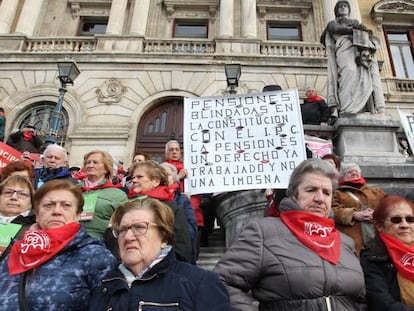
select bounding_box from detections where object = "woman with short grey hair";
[214,159,366,310]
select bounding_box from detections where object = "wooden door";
[135,97,184,162]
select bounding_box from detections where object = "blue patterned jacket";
[0,225,116,311]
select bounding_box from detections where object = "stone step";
[196,228,226,270]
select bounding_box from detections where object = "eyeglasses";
[383,216,414,224]
[112,222,158,238]
[1,189,30,199]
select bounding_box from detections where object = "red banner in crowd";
[0,142,22,168]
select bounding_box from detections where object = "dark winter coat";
[361,236,414,311]
[6,131,42,153]
[34,166,77,189]
[89,249,230,311]
[300,97,329,125]
[214,198,366,311]
[0,225,117,311]
[172,187,198,263]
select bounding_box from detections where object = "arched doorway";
[135,97,184,162]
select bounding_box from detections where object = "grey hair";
[286,159,337,198]
[43,144,68,162]
[160,162,179,184]
[165,140,180,154]
[339,162,361,179]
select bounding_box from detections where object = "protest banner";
[398,108,414,155]
[0,142,22,169]
[305,135,333,158]
[184,89,306,195]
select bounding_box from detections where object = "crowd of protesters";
[1,124,414,310]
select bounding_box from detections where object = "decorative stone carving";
[71,3,80,19]
[96,79,126,104]
[371,0,414,28]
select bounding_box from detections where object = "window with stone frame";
[13,102,69,147]
[79,16,108,36]
[173,19,208,39]
[371,0,414,80]
[267,23,302,41]
[384,27,414,79]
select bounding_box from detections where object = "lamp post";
[225,63,241,94]
[45,61,80,146]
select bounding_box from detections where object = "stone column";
[219,0,234,38]
[106,0,128,35]
[241,0,257,38]
[323,0,361,23]
[130,0,150,35]
[0,0,19,33]
[15,0,44,36]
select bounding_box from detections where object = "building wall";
[0,0,412,167]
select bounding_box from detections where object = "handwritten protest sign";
[0,142,22,169]
[398,108,414,155]
[184,89,306,195]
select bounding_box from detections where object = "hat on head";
[69,166,80,172]
[262,85,282,92]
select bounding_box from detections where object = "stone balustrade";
[24,37,97,52]
[260,41,326,58]
[143,39,216,54]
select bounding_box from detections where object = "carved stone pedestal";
[214,190,266,248]
[334,113,405,164]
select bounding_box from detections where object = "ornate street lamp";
[225,63,241,94]
[45,61,80,146]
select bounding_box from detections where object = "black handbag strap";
[18,271,30,311]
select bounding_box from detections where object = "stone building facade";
[0,0,413,167]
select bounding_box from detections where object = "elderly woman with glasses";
[90,197,230,311]
[332,162,387,256]
[0,180,116,310]
[0,175,35,261]
[361,196,414,310]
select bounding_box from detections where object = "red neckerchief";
[164,159,184,172]
[168,183,179,198]
[8,222,80,275]
[80,179,121,191]
[280,210,341,264]
[304,94,325,103]
[164,160,185,192]
[380,233,414,282]
[338,177,366,188]
[128,185,174,201]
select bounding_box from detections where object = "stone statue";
[321,0,385,116]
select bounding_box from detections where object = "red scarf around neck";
[128,185,174,202]
[338,177,366,188]
[380,233,414,282]
[280,210,341,264]
[8,222,80,275]
[305,94,325,103]
[80,179,120,191]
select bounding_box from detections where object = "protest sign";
[398,108,414,155]
[305,135,333,158]
[0,142,22,169]
[184,89,306,195]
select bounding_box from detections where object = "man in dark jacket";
[6,124,42,153]
[300,87,329,125]
[34,143,76,189]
